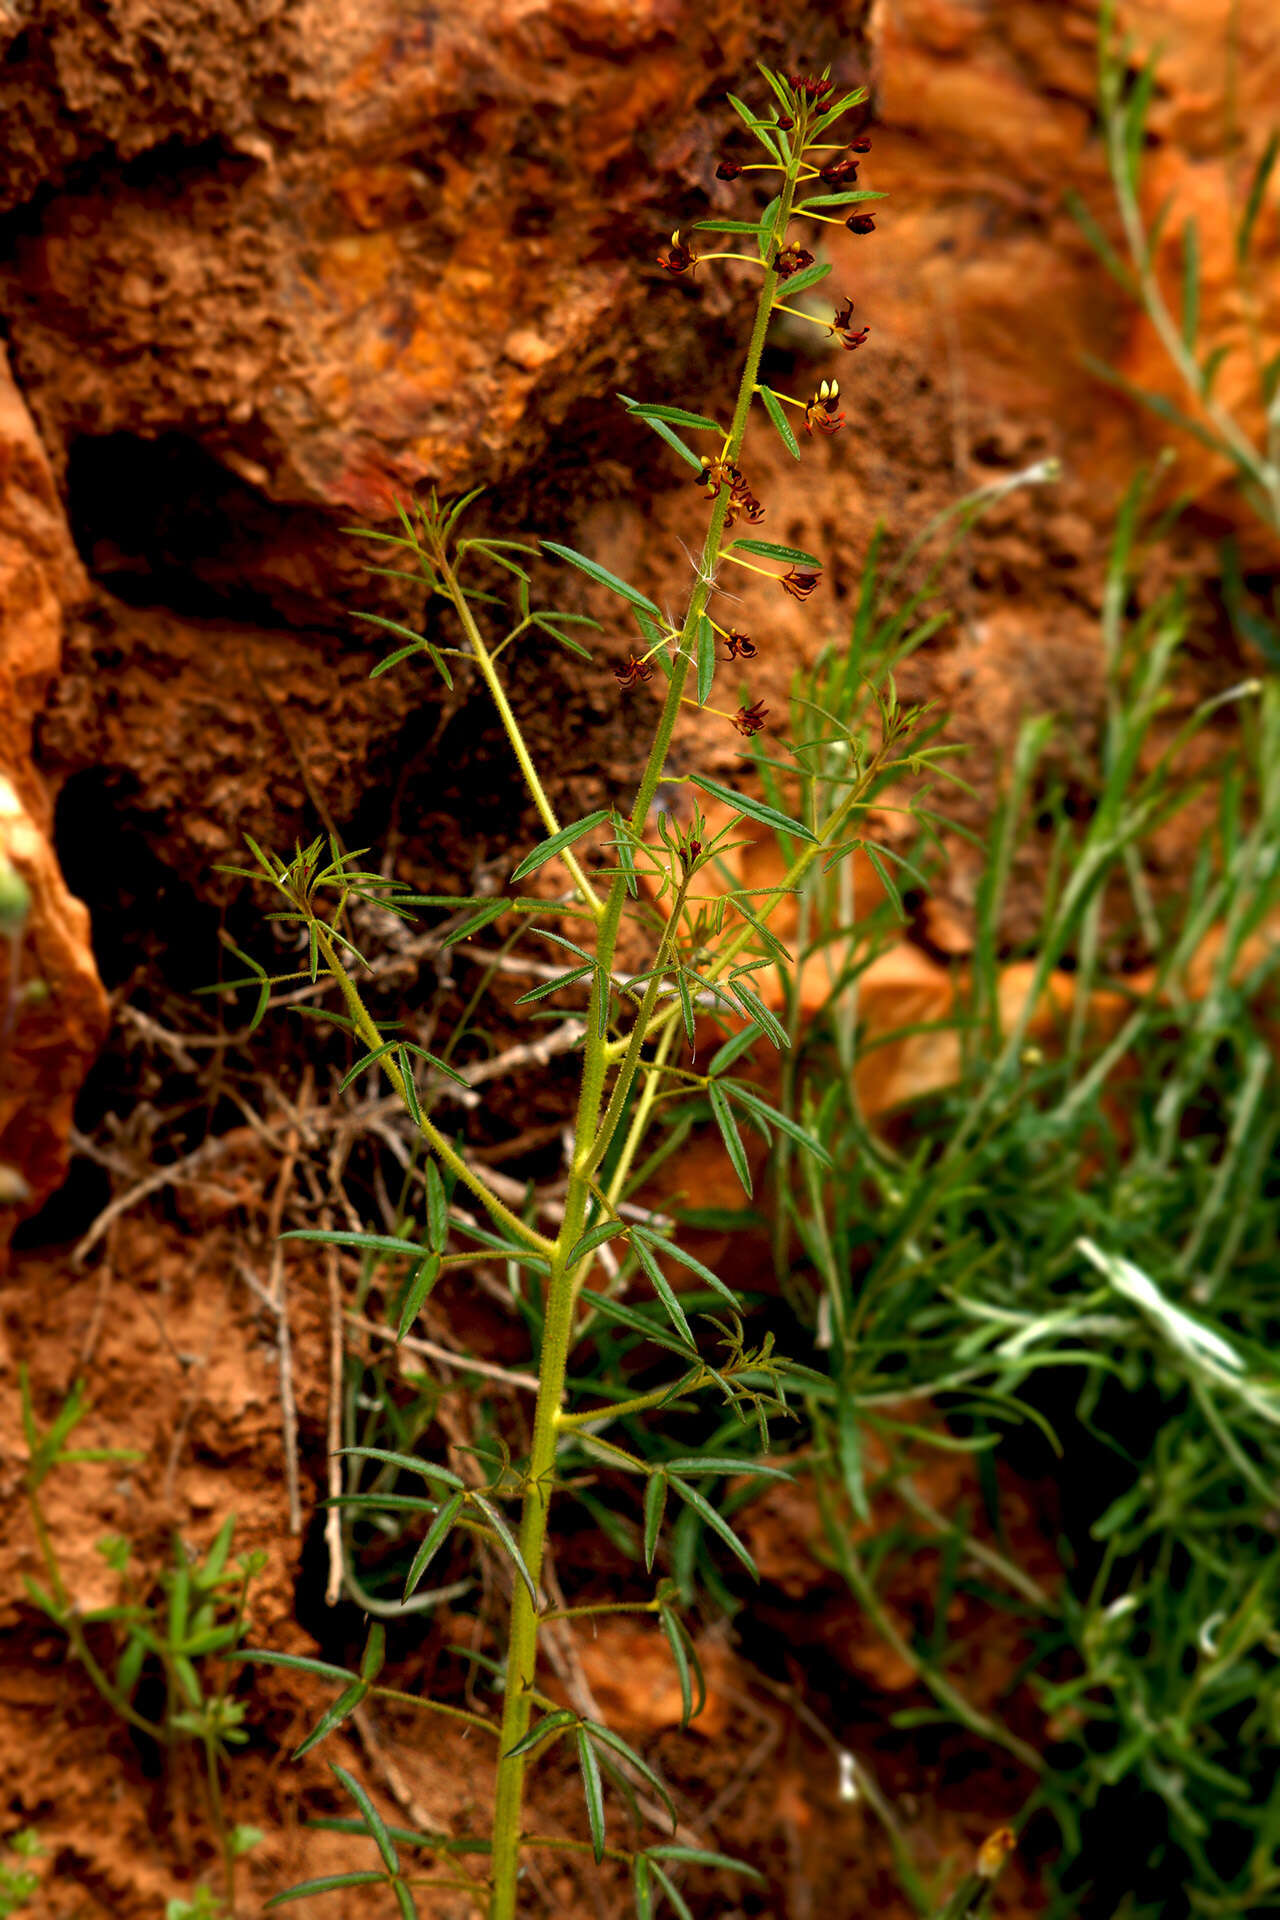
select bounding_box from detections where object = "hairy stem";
[485,138,807,1920]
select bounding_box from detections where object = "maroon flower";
[786,71,835,100]
[613,654,654,690]
[725,629,757,660]
[846,213,876,235]
[819,156,860,186]
[850,135,873,153]
[656,229,697,275]
[804,378,844,436]
[774,241,815,279]
[732,700,770,737]
[780,567,821,601]
[831,298,870,350]
[774,113,795,131]
[715,157,743,180]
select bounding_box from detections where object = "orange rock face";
[0,351,106,1232]
[0,0,1275,1221]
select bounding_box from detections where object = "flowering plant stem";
[485,148,805,1920]
[231,65,897,1919]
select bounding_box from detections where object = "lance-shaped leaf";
[777,259,833,299]
[267,1872,389,1906]
[726,91,781,161]
[722,1081,833,1166]
[331,1763,398,1873]
[471,1494,538,1603]
[510,809,610,882]
[403,1490,465,1599]
[642,1470,670,1574]
[798,189,887,208]
[668,1474,759,1578]
[631,1236,697,1347]
[540,541,662,618]
[657,1605,705,1731]
[695,613,716,706]
[282,1228,431,1262]
[729,536,822,568]
[335,1446,465,1489]
[504,1706,579,1760]
[661,1455,791,1480]
[618,393,702,474]
[757,385,800,460]
[624,402,723,433]
[630,1228,737,1308]
[579,1290,700,1359]
[688,774,817,844]
[576,1725,607,1863]
[294,1679,368,1759]
[567,1217,631,1269]
[586,1722,678,1832]
[710,1081,752,1195]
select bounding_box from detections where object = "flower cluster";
[696,457,765,527]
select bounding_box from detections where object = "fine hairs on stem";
[220,61,992,1920]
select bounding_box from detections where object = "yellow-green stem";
[438,555,604,917]
[485,129,808,1920]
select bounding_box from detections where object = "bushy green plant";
[767,474,1280,1915]
[19,1370,266,1908]
[218,62,985,1920]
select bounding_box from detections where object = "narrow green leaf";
[425,1163,448,1252]
[281,1229,428,1262]
[798,190,887,208]
[632,1230,738,1308]
[777,259,832,298]
[331,1763,398,1873]
[648,1844,763,1879]
[658,1607,704,1730]
[1237,130,1279,265]
[726,92,780,161]
[668,1476,759,1579]
[401,1491,466,1599]
[514,962,596,1005]
[696,613,716,707]
[864,844,906,919]
[709,1083,751,1195]
[634,1855,654,1920]
[567,1218,630,1269]
[434,901,502,947]
[675,970,696,1049]
[729,536,822,568]
[335,1447,464,1489]
[540,542,662,618]
[688,774,818,844]
[510,809,610,883]
[586,1723,678,1831]
[728,978,789,1051]
[662,1456,790,1479]
[267,1873,387,1905]
[578,1290,699,1358]
[625,402,724,433]
[644,1472,668,1572]
[239,1649,361,1684]
[618,394,703,474]
[294,1680,368,1760]
[504,1707,579,1760]
[396,1256,443,1339]
[632,1237,696,1347]
[757,191,782,262]
[392,1876,417,1920]
[532,613,596,658]
[757,385,801,460]
[723,1082,833,1166]
[1180,217,1200,351]
[471,1495,538,1604]
[576,1727,607,1863]
[648,1865,694,1920]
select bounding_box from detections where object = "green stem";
[313,924,554,1257]
[437,554,604,915]
[485,136,807,1920]
[25,1486,165,1742]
